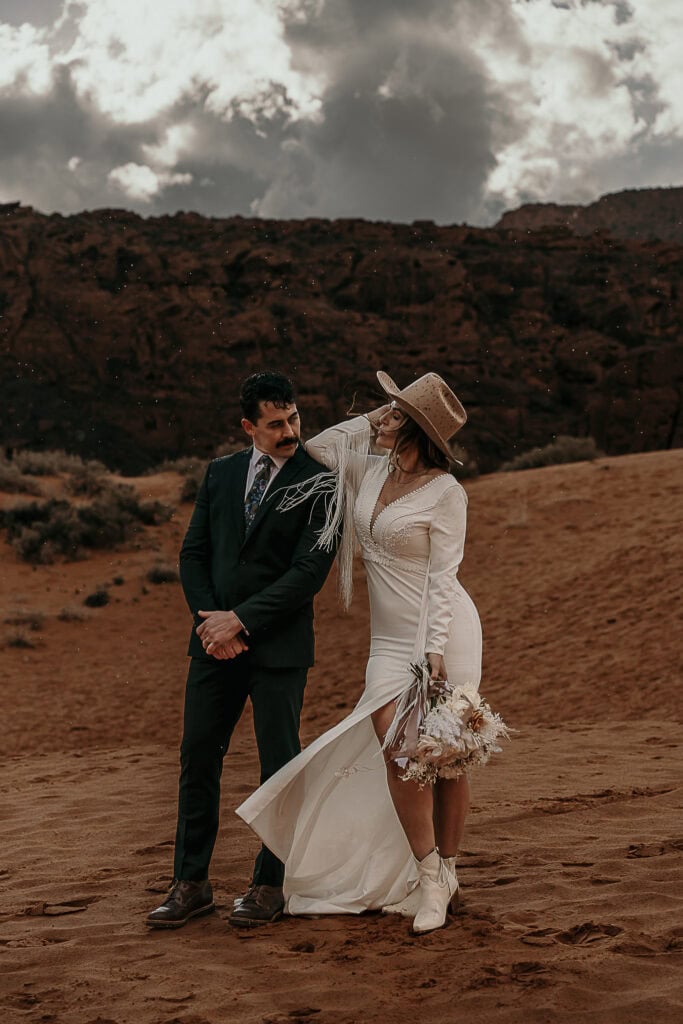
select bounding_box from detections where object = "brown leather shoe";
[146,879,214,929]
[228,885,284,928]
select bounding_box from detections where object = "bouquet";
[383,659,510,788]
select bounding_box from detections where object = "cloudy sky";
[1,0,681,224]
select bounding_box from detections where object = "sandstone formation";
[495,186,683,244]
[1,190,682,472]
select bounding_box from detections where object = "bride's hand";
[426,653,447,682]
[365,404,391,433]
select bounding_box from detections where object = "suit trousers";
[173,654,307,887]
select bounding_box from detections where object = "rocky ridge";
[495,186,683,244]
[1,189,682,472]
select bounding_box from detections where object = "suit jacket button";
[239,559,246,565]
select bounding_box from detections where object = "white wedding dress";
[236,417,482,914]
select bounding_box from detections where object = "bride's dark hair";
[392,414,450,472]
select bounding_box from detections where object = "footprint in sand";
[613,928,683,956]
[262,1012,321,1024]
[2,935,70,947]
[535,786,675,815]
[133,839,174,856]
[520,928,556,947]
[21,896,101,917]
[554,922,623,945]
[145,875,174,893]
[627,838,683,858]
[6,993,41,1010]
[470,875,519,888]
[468,961,550,989]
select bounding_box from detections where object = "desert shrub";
[173,446,243,501]
[13,449,106,476]
[215,441,244,458]
[449,443,479,480]
[180,468,204,503]
[0,500,77,562]
[5,629,36,649]
[74,483,171,546]
[1,485,174,563]
[84,588,110,608]
[4,610,45,631]
[500,435,604,472]
[58,605,90,622]
[146,563,180,584]
[0,459,42,495]
[65,464,108,496]
[135,497,174,526]
[148,456,205,475]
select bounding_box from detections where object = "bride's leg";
[433,776,470,857]
[371,703,435,861]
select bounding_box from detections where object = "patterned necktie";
[244,454,274,530]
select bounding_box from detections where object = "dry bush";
[157,444,244,501]
[0,485,173,563]
[449,442,479,480]
[180,468,204,503]
[146,562,180,584]
[147,456,205,476]
[13,449,106,476]
[0,459,43,495]
[500,436,604,472]
[64,465,108,496]
[4,610,45,631]
[214,440,244,458]
[5,629,37,649]
[84,588,110,608]
[58,605,90,622]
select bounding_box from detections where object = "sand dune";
[1,450,681,1023]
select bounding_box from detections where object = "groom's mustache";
[276,437,299,448]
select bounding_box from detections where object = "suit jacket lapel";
[229,449,251,547]
[241,446,307,549]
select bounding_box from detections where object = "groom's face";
[242,401,301,459]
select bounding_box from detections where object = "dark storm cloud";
[0,0,64,28]
[256,0,520,221]
[0,64,286,216]
[0,0,525,223]
[0,0,681,223]
[0,67,135,211]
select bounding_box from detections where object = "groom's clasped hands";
[196,609,248,660]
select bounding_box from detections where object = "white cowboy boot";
[443,855,459,911]
[412,850,459,934]
[382,884,422,918]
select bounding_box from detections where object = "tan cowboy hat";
[376,370,467,459]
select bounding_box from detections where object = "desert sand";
[1,450,682,1024]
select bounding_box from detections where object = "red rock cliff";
[1,193,682,472]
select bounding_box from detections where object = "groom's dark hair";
[240,371,296,423]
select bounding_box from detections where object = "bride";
[236,370,483,934]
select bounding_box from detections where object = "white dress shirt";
[244,445,289,501]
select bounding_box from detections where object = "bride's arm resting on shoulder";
[304,406,390,473]
[425,485,468,676]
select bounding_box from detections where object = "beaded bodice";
[354,460,459,571]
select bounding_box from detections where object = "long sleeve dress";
[236,417,482,914]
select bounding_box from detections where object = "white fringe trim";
[275,421,372,609]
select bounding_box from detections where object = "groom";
[146,371,336,929]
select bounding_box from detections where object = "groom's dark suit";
[175,443,335,886]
